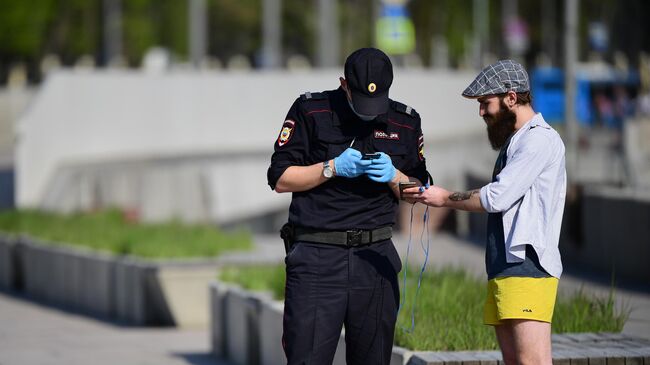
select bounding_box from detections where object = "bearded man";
[403,60,567,365]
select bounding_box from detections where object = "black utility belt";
[294,226,392,247]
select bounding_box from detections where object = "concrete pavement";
[0,291,233,365]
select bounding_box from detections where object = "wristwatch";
[323,160,334,179]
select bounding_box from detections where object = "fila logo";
[374,130,400,140]
[522,309,533,313]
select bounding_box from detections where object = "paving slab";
[0,291,233,365]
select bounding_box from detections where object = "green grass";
[0,209,253,259]
[553,287,629,334]
[395,267,496,351]
[219,265,286,300]
[218,264,629,351]
[396,267,629,350]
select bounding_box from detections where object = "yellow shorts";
[484,276,559,326]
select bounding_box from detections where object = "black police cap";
[344,48,393,115]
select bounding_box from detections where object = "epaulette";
[300,91,327,101]
[391,101,418,117]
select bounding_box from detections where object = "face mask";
[347,99,377,121]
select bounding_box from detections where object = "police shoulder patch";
[392,101,417,117]
[277,120,296,147]
[300,91,327,101]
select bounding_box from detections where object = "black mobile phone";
[362,152,382,160]
[398,181,417,200]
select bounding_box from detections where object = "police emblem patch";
[277,120,296,147]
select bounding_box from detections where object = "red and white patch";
[277,120,296,147]
[374,130,400,140]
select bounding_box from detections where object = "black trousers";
[282,239,402,365]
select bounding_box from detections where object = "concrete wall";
[578,186,650,283]
[0,168,13,210]
[38,151,289,226]
[0,87,33,159]
[16,70,483,221]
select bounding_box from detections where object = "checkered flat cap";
[462,60,530,98]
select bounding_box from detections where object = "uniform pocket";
[373,139,407,156]
[284,242,302,266]
[316,128,353,160]
[387,242,403,273]
[373,139,407,164]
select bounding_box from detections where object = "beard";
[484,99,516,150]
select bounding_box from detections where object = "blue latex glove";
[334,148,372,178]
[366,152,396,183]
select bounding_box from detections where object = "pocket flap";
[374,139,407,156]
[316,128,352,144]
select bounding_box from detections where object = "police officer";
[267,48,429,365]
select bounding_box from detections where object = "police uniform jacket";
[267,87,428,231]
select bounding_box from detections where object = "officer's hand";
[366,152,396,183]
[334,148,372,178]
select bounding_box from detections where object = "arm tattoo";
[449,190,479,201]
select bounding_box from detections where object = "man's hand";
[366,152,396,183]
[402,185,450,207]
[402,185,485,212]
[334,148,372,178]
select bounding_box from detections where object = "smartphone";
[398,181,417,200]
[362,152,382,160]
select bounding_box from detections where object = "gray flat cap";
[462,59,530,98]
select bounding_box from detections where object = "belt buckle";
[346,230,363,246]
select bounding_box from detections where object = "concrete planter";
[147,261,219,328]
[332,333,346,365]
[113,257,149,325]
[258,298,284,365]
[18,238,115,318]
[209,281,366,365]
[391,346,414,365]
[7,235,221,327]
[407,351,502,365]
[209,283,650,365]
[20,239,47,300]
[77,250,115,318]
[0,234,16,290]
[222,286,268,365]
[210,281,232,358]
